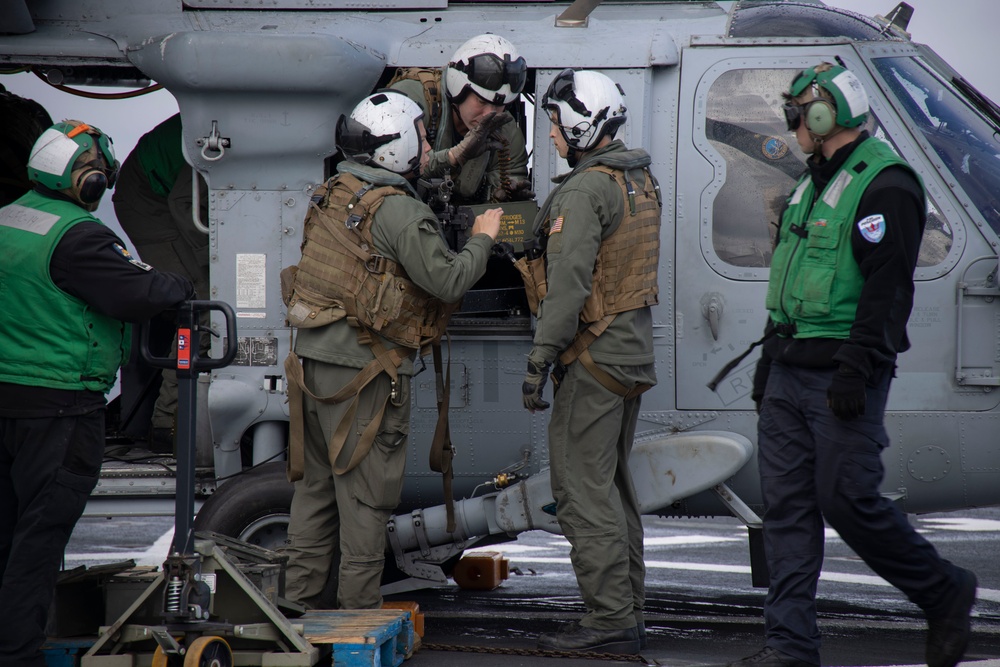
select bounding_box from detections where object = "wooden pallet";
[300,610,414,667]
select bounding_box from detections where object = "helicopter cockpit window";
[872,56,998,247]
[705,67,950,269]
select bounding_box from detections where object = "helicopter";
[2,0,1000,595]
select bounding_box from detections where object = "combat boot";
[537,624,640,654]
[726,646,818,667]
[926,567,977,667]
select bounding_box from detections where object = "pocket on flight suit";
[354,378,411,510]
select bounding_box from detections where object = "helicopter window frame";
[863,49,997,267]
[692,56,958,282]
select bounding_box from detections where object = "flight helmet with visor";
[445,34,527,106]
[543,69,627,164]
[336,92,425,175]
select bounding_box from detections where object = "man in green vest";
[728,63,976,667]
[389,33,532,205]
[113,113,209,450]
[281,91,501,610]
[0,120,194,667]
[523,69,660,655]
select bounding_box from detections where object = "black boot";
[926,567,977,667]
[726,647,818,667]
[537,624,640,654]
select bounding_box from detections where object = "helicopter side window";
[873,56,994,260]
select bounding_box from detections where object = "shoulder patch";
[549,216,564,235]
[113,243,153,271]
[857,214,886,243]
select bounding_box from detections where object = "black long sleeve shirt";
[762,132,926,378]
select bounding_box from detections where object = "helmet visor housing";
[445,34,526,105]
[542,69,627,152]
[336,92,425,175]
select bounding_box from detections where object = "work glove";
[449,111,512,166]
[826,365,867,421]
[492,179,535,203]
[522,359,551,412]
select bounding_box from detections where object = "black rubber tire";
[193,461,293,551]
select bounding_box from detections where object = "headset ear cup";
[804,100,836,136]
[76,169,108,205]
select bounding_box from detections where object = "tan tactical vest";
[387,67,443,144]
[518,164,661,321]
[282,171,450,349]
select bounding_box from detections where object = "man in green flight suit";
[389,33,532,205]
[281,91,502,610]
[113,113,210,449]
[520,69,661,655]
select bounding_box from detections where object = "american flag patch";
[549,216,564,235]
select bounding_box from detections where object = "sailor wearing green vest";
[389,33,532,205]
[112,113,210,450]
[728,64,976,667]
[524,69,660,656]
[281,92,502,610]
[0,120,194,667]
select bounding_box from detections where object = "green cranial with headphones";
[789,63,869,137]
[27,121,119,207]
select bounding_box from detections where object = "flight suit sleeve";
[833,166,926,377]
[372,195,493,304]
[529,174,620,364]
[50,222,195,322]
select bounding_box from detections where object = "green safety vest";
[0,191,130,392]
[765,138,920,339]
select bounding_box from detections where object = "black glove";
[522,359,551,412]
[751,356,771,414]
[449,111,512,166]
[827,365,867,421]
[493,179,535,203]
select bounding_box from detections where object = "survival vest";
[766,138,919,339]
[283,171,450,349]
[386,67,444,145]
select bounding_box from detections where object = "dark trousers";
[0,411,105,667]
[757,363,959,664]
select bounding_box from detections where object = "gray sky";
[1,0,997,230]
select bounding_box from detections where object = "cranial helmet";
[336,92,425,175]
[445,34,527,106]
[543,69,627,153]
[28,120,119,208]
[784,63,869,136]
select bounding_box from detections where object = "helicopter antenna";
[556,0,602,27]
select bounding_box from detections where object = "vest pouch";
[513,255,548,316]
[367,272,407,333]
[285,282,347,329]
[280,265,297,307]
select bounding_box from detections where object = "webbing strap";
[558,314,616,367]
[429,338,456,533]
[577,348,652,401]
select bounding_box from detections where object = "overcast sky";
[1,0,996,229]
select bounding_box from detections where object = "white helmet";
[336,91,424,175]
[444,34,526,106]
[543,69,627,153]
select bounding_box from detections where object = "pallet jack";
[82,301,319,667]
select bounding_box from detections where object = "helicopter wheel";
[183,636,233,667]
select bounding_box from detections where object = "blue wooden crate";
[42,638,94,667]
[300,609,414,667]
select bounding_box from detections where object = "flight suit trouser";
[0,410,104,667]
[284,358,410,610]
[757,362,964,665]
[548,360,650,631]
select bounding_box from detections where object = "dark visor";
[782,102,803,132]
[452,52,527,96]
[335,114,400,156]
[543,68,591,117]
